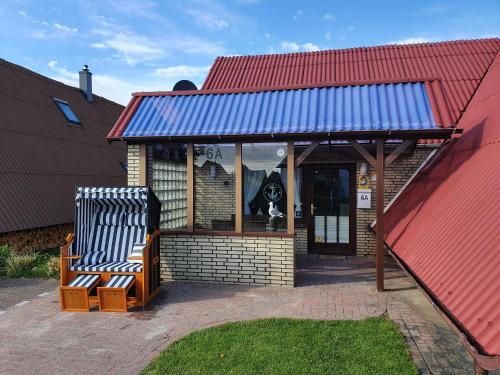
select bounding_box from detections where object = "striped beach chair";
[60,187,161,312]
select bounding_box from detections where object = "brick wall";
[127,144,140,186]
[294,226,308,254]
[195,161,235,230]
[355,146,433,255]
[160,234,294,286]
[0,223,73,253]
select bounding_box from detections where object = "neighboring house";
[0,60,126,251]
[107,38,499,370]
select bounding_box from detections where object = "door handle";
[310,203,315,215]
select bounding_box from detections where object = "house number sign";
[357,189,372,209]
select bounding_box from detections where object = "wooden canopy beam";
[385,140,416,167]
[349,140,376,168]
[287,141,295,235]
[235,143,243,233]
[186,143,194,232]
[376,139,385,292]
[295,141,320,167]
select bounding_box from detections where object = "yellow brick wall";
[160,234,294,287]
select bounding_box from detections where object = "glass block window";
[150,143,187,229]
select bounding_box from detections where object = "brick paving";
[0,255,486,375]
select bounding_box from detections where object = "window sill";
[160,229,294,238]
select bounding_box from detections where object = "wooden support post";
[295,141,320,167]
[138,144,147,186]
[235,143,243,233]
[287,141,295,235]
[186,143,194,232]
[376,139,385,292]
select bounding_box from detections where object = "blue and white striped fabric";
[105,275,135,289]
[99,211,124,226]
[126,213,146,226]
[76,251,105,266]
[127,243,145,264]
[67,274,100,288]
[70,261,143,273]
[72,187,149,270]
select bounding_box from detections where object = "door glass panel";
[314,216,325,243]
[338,168,350,243]
[326,216,337,243]
[312,167,350,246]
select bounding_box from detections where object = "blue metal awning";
[121,82,440,139]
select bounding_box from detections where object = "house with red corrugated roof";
[107,38,499,372]
[0,60,126,251]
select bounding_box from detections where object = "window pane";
[150,143,187,229]
[194,144,235,231]
[243,143,287,232]
[54,99,80,124]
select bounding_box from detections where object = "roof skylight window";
[54,98,81,125]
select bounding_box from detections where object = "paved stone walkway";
[0,278,58,311]
[0,256,484,375]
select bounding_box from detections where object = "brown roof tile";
[0,59,126,233]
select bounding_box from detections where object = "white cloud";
[325,32,331,40]
[54,22,77,33]
[153,65,211,79]
[18,10,76,39]
[46,60,178,105]
[191,12,229,30]
[390,36,435,45]
[281,41,300,52]
[302,42,320,52]
[90,30,163,65]
[323,13,335,21]
[293,9,303,19]
[281,41,320,53]
[47,60,78,86]
[89,14,224,65]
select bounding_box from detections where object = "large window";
[194,144,235,230]
[150,143,187,229]
[242,143,288,232]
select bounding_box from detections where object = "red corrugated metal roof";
[384,49,500,357]
[109,39,498,141]
[0,59,126,233]
[203,39,500,127]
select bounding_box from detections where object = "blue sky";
[1,0,499,105]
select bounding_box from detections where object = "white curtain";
[244,169,266,215]
[280,169,287,192]
[280,168,302,218]
[295,168,302,218]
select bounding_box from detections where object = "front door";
[308,165,356,255]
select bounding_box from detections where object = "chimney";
[79,65,92,102]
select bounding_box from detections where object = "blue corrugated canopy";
[122,82,439,138]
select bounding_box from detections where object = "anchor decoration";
[263,182,283,203]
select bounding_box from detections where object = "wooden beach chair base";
[60,274,101,312]
[97,275,136,312]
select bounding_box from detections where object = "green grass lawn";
[142,317,418,375]
[0,246,59,278]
